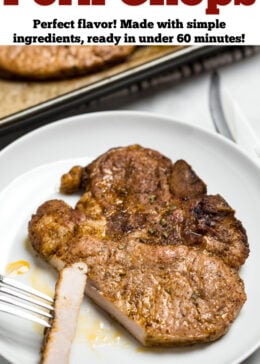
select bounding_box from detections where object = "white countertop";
[118,50,260,137]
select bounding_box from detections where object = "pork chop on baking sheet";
[29,145,249,346]
[0,45,135,79]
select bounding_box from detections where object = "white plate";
[0,111,260,364]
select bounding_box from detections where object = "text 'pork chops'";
[29,145,249,346]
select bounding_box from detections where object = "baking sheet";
[0,46,180,120]
[1,45,240,139]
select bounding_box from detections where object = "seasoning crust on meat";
[60,145,249,269]
[29,145,249,346]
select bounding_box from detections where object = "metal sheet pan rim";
[0,45,222,133]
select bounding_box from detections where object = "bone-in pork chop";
[29,145,248,346]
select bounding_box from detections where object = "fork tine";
[0,302,51,328]
[0,274,54,328]
[0,274,53,303]
[0,295,52,318]
[0,286,54,311]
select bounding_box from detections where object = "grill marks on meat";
[29,145,249,346]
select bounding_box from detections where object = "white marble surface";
[0,50,260,364]
[118,50,260,139]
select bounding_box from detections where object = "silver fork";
[0,274,53,328]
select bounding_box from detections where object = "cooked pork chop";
[60,145,249,270]
[0,46,135,79]
[29,145,248,346]
[42,262,87,364]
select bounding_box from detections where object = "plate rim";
[1,110,260,172]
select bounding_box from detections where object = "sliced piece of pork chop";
[42,262,87,364]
